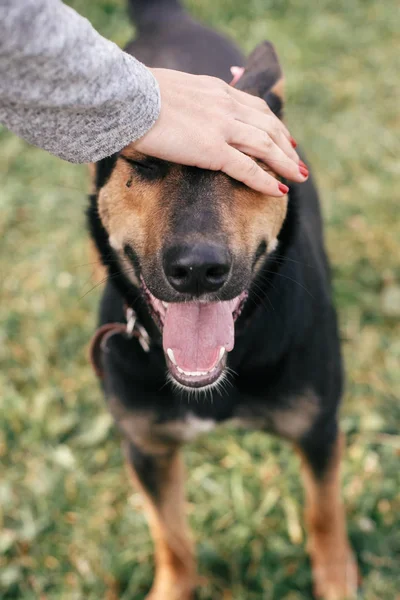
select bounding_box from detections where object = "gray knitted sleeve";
[0,0,160,163]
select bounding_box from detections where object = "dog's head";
[91,42,288,390]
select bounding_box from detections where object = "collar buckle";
[126,307,151,352]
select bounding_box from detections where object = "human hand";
[131,68,308,196]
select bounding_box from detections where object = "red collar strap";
[89,307,150,379]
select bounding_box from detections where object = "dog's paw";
[310,545,359,600]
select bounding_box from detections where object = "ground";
[0,0,399,598]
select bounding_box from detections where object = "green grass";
[1,1,399,598]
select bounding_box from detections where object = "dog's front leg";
[298,428,359,600]
[123,440,196,600]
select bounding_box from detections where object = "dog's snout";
[163,243,231,295]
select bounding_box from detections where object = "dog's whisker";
[79,276,111,299]
[271,253,314,267]
[256,270,314,298]
[247,283,276,315]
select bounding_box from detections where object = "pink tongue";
[163,301,235,372]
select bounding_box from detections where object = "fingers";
[219,145,289,197]
[227,83,303,179]
[228,85,268,110]
[228,121,307,183]
[228,85,291,139]
[235,104,299,164]
[271,128,300,165]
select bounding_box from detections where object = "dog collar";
[90,306,151,379]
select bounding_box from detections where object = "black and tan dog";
[87,1,359,598]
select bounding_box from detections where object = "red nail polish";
[290,137,297,148]
[299,160,307,169]
[278,182,289,194]
[299,165,309,178]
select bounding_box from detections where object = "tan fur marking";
[98,159,165,257]
[298,435,359,599]
[225,182,288,265]
[107,400,168,455]
[108,398,214,453]
[125,445,195,600]
[120,149,149,162]
[270,77,285,101]
[230,390,319,440]
[272,392,319,440]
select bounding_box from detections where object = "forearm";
[0,0,160,163]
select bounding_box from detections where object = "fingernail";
[299,165,309,177]
[299,165,309,178]
[278,182,289,194]
[290,137,297,148]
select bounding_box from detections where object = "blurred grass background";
[1,0,399,598]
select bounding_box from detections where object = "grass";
[1,0,399,598]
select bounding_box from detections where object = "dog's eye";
[120,155,166,181]
[130,160,155,173]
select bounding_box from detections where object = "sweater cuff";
[67,54,161,164]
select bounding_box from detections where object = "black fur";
[128,0,183,33]
[126,441,162,501]
[95,154,118,190]
[125,0,244,81]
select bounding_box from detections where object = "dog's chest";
[151,390,319,444]
[159,413,218,442]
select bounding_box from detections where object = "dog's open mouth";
[143,285,247,389]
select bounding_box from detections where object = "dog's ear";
[235,41,284,119]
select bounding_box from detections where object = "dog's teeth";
[218,347,225,361]
[175,366,209,377]
[187,370,207,376]
[167,348,177,365]
[162,302,169,309]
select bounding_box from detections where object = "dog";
[87,1,359,598]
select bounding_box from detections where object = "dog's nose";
[163,243,231,295]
